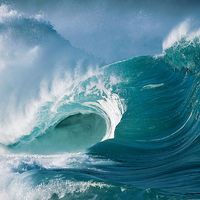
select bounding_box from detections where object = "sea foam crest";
[162,20,190,50]
[163,19,200,51]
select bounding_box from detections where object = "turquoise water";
[0,4,200,200]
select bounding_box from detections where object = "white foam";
[84,98,124,140]
[163,19,200,51]
[7,179,110,200]
[82,74,126,140]
[0,152,112,200]
[162,20,189,50]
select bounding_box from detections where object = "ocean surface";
[0,4,200,200]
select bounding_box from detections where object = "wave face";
[0,6,200,200]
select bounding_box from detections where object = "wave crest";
[163,20,200,73]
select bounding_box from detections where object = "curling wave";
[0,5,125,154]
[0,5,200,200]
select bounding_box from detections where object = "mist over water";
[0,1,200,200]
[4,0,200,62]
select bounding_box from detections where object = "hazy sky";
[2,0,200,63]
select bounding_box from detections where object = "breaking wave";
[0,5,199,200]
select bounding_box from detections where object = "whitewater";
[0,5,199,200]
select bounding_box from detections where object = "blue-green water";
[0,4,200,200]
